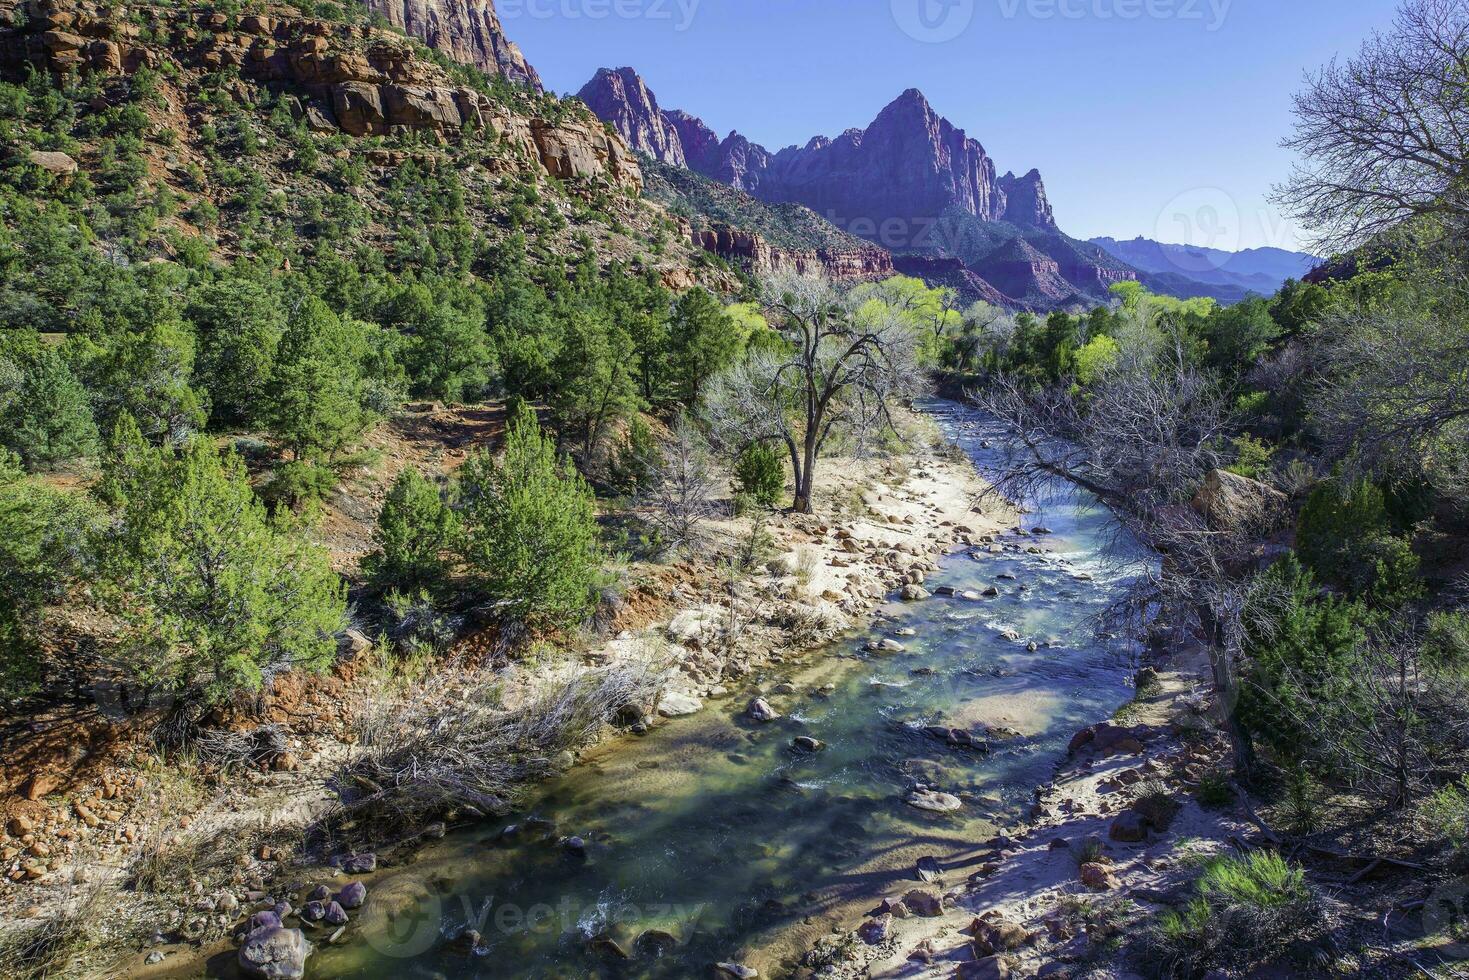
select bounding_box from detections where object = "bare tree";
[642,414,722,555]
[1275,0,1469,252]
[704,273,925,514]
[972,329,1284,773]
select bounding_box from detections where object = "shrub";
[1296,478,1421,604]
[1134,780,1182,832]
[1146,851,1325,977]
[364,468,457,594]
[343,660,663,825]
[262,459,337,512]
[0,451,95,699]
[1418,777,1469,866]
[734,442,784,508]
[99,434,346,705]
[458,405,600,633]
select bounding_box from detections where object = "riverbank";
[820,637,1251,979]
[0,404,1014,978]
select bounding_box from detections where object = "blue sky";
[500,0,1402,253]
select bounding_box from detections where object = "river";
[311,399,1150,979]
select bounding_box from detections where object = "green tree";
[187,276,284,426]
[548,308,640,460]
[100,435,345,703]
[1240,555,1372,763]
[457,405,599,631]
[264,295,375,462]
[381,282,493,403]
[73,318,207,445]
[1297,478,1422,605]
[666,287,742,406]
[734,442,785,507]
[365,467,457,594]
[0,450,95,698]
[0,339,97,469]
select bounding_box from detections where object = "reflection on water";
[315,400,1151,979]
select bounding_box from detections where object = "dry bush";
[340,659,665,826]
[0,885,109,980]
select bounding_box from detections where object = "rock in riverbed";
[906,788,962,813]
[747,698,780,722]
[238,926,311,979]
[658,692,703,717]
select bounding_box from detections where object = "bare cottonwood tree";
[973,331,1283,773]
[1276,0,1469,251]
[704,273,925,514]
[643,414,722,555]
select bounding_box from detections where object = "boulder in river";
[747,698,780,722]
[238,926,311,979]
[634,928,680,956]
[915,856,943,882]
[906,788,962,813]
[715,963,759,979]
[900,585,930,601]
[336,882,367,910]
[658,692,703,717]
[792,736,826,754]
[867,638,906,653]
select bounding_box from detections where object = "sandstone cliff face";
[11,0,640,192]
[998,169,1056,231]
[576,67,684,166]
[362,0,540,89]
[693,224,893,282]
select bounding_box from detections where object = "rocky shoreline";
[818,643,1247,980]
[1,409,1017,978]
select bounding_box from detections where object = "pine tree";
[666,287,741,406]
[0,344,98,469]
[458,405,599,631]
[365,467,457,594]
[101,437,345,702]
[264,295,374,462]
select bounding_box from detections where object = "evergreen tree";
[0,342,98,469]
[187,276,285,427]
[365,467,458,594]
[100,436,345,702]
[457,404,599,631]
[666,287,742,406]
[264,295,375,462]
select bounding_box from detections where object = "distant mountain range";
[1089,237,1322,303]
[578,68,1136,310]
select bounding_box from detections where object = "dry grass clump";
[339,659,665,826]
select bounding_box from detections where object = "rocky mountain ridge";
[578,67,1137,309]
[363,0,540,89]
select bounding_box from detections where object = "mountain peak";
[363,0,541,89]
[576,66,686,166]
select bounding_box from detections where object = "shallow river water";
[314,400,1150,979]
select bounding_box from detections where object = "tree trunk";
[1199,600,1256,777]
